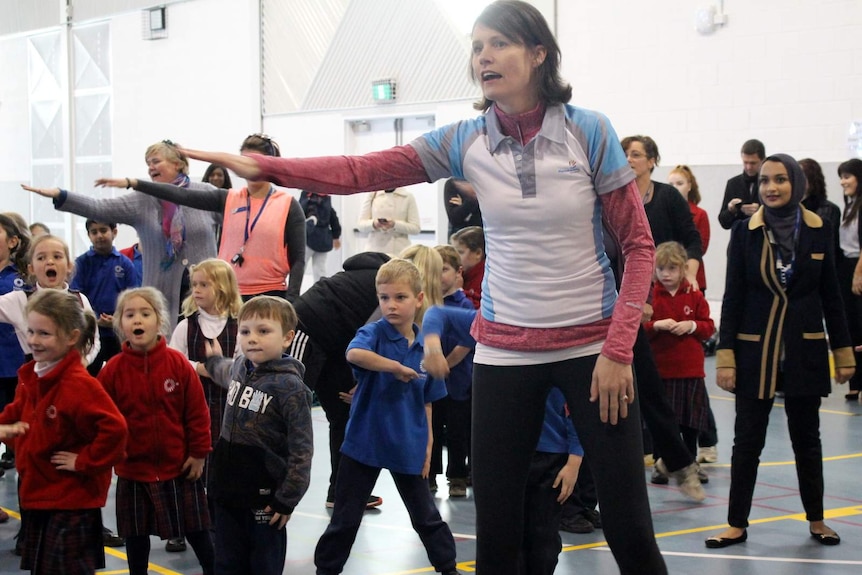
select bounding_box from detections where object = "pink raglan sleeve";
[600,180,655,364]
[254,146,431,195]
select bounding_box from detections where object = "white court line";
[595,547,862,565]
[292,510,477,540]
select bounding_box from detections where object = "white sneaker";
[656,459,706,503]
[697,446,718,463]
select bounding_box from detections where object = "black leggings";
[471,355,666,575]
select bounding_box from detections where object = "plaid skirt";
[20,508,105,575]
[116,476,210,539]
[663,377,709,432]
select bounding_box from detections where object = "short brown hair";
[621,135,660,173]
[450,226,486,254]
[376,259,422,296]
[434,245,462,270]
[238,296,297,335]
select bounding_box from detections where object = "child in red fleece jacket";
[644,242,715,480]
[0,290,127,574]
[99,287,214,575]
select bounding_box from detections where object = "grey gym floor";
[1,354,861,574]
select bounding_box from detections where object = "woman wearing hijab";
[706,154,854,549]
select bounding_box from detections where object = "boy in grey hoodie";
[204,296,313,575]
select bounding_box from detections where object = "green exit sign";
[372,80,397,102]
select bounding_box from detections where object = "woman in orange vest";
[97,134,306,302]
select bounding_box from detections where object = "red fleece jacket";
[99,337,211,482]
[0,349,127,510]
[644,280,714,379]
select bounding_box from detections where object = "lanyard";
[242,187,275,245]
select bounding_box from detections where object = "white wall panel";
[0,0,62,36]
[261,0,348,114]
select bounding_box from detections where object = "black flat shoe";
[705,530,747,548]
[845,392,860,401]
[810,531,840,545]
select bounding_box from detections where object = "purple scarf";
[160,174,188,269]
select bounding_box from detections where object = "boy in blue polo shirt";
[71,219,140,375]
[314,259,462,575]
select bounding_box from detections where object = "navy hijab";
[762,153,806,261]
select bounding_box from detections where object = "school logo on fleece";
[227,380,274,414]
[164,379,180,393]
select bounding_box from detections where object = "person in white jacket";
[357,188,420,255]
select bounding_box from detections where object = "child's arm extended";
[203,339,234,388]
[421,305,477,378]
[346,348,418,382]
[0,291,25,328]
[422,403,433,479]
[0,422,28,440]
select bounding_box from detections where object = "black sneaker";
[102,528,125,548]
[165,537,186,552]
[0,453,14,470]
[560,514,595,534]
[583,509,602,529]
[650,466,669,485]
[365,494,383,509]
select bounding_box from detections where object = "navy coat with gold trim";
[716,206,855,399]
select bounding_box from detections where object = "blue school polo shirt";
[441,290,475,401]
[343,319,447,475]
[71,248,140,338]
[0,265,26,377]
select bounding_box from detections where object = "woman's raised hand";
[20,184,60,198]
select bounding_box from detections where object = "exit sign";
[372,79,397,102]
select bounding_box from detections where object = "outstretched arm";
[95,178,227,213]
[180,148,263,181]
[183,146,429,195]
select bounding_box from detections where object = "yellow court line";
[705,451,862,468]
[562,504,862,545]
[382,560,476,574]
[0,509,182,575]
[385,506,862,575]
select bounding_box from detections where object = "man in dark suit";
[718,139,766,230]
